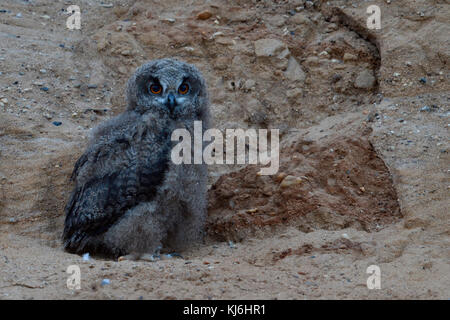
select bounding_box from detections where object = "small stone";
[305,1,314,8]
[275,172,287,183]
[341,233,350,240]
[242,79,256,91]
[101,279,111,286]
[161,17,175,24]
[40,86,49,92]
[286,88,302,99]
[331,74,342,83]
[354,69,376,89]
[52,121,62,126]
[393,72,401,77]
[87,84,98,89]
[197,11,212,20]
[40,69,47,74]
[254,38,290,69]
[284,57,306,82]
[419,77,427,84]
[280,175,303,188]
[254,38,287,57]
[343,53,357,61]
[121,49,131,56]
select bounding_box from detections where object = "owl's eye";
[178,83,189,95]
[149,84,162,95]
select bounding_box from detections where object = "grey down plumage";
[63,59,210,259]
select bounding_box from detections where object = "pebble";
[101,279,111,286]
[82,253,90,261]
[343,53,357,61]
[284,57,305,82]
[40,86,49,92]
[280,175,303,188]
[87,84,98,89]
[161,17,175,24]
[197,11,212,20]
[39,69,47,74]
[254,39,289,70]
[52,121,62,126]
[341,233,350,240]
[419,77,427,84]
[354,69,376,89]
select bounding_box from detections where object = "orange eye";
[150,84,162,94]
[178,83,189,95]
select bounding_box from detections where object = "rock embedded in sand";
[280,175,303,188]
[197,11,212,20]
[284,56,306,82]
[343,53,357,62]
[254,38,290,70]
[354,69,376,89]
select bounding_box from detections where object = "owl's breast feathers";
[63,115,171,254]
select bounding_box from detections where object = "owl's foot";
[161,252,184,260]
[118,246,162,262]
[118,253,161,262]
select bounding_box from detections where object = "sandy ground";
[0,0,449,299]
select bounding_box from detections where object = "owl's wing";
[63,125,170,253]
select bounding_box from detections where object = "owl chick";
[63,59,210,260]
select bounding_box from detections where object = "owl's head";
[126,59,209,121]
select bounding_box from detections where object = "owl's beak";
[165,92,177,111]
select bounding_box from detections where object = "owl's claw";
[140,253,161,262]
[118,252,159,262]
[163,252,183,259]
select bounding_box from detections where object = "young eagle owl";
[63,59,210,260]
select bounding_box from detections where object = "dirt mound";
[207,125,401,241]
